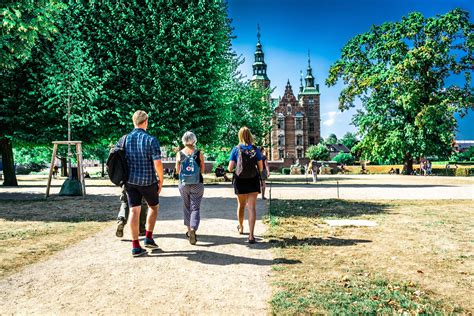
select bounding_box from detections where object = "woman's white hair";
[182,131,197,146]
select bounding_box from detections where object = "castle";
[250,28,321,160]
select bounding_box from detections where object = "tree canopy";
[326,9,473,172]
[325,133,338,145]
[306,144,330,161]
[340,132,358,151]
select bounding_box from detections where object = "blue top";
[229,144,263,162]
[119,128,161,186]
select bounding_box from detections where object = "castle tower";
[251,24,270,89]
[298,51,321,146]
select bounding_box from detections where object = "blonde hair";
[238,126,255,145]
[132,110,148,126]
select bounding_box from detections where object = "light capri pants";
[178,183,205,230]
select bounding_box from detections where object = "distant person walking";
[259,147,270,200]
[175,131,205,245]
[228,127,263,244]
[115,189,148,238]
[309,159,318,183]
[119,110,163,257]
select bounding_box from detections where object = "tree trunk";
[101,158,105,178]
[60,157,68,177]
[0,137,18,186]
[403,153,413,175]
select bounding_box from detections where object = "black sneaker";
[144,237,159,249]
[116,218,126,238]
[132,247,147,257]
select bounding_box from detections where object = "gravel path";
[0,174,471,314]
[0,186,272,315]
[269,174,474,200]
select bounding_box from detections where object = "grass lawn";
[0,196,118,277]
[266,199,473,314]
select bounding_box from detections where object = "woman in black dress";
[228,127,263,243]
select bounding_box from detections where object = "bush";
[306,144,330,161]
[211,150,230,172]
[15,163,46,175]
[281,168,290,175]
[430,167,474,177]
[333,152,355,165]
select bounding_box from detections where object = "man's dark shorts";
[125,183,159,207]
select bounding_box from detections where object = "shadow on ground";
[268,236,372,248]
[269,199,391,218]
[270,183,455,189]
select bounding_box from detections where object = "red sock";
[145,231,153,239]
[132,240,140,249]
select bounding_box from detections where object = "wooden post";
[76,142,86,196]
[46,141,86,197]
[46,143,58,197]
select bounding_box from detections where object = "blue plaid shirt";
[120,128,161,186]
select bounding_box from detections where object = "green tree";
[333,152,355,165]
[340,132,358,150]
[216,57,273,148]
[306,144,330,161]
[0,0,65,69]
[74,1,234,145]
[325,133,338,145]
[326,9,473,174]
[1,1,235,185]
[0,1,64,185]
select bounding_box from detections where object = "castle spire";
[251,24,270,88]
[257,24,261,43]
[305,49,315,88]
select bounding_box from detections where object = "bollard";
[337,180,340,199]
[269,179,272,221]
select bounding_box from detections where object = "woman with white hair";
[175,131,205,245]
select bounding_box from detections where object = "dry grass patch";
[0,195,118,277]
[266,199,473,314]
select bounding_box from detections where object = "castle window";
[277,117,284,129]
[309,136,315,145]
[295,117,303,130]
[297,149,303,158]
[309,122,314,132]
[296,135,303,146]
[278,135,285,146]
[278,149,284,159]
[309,96,314,105]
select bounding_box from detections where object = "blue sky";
[227,0,473,140]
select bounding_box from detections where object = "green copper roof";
[300,87,320,95]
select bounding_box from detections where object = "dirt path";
[0,186,272,315]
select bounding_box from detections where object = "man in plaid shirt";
[122,110,164,257]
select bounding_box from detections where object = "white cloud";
[322,111,338,127]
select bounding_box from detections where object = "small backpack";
[179,150,201,185]
[235,145,258,179]
[106,134,128,186]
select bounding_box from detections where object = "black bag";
[106,134,128,186]
[235,145,258,179]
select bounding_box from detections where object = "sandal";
[237,225,244,235]
[247,237,256,244]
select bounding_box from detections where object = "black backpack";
[235,145,258,179]
[106,134,128,186]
